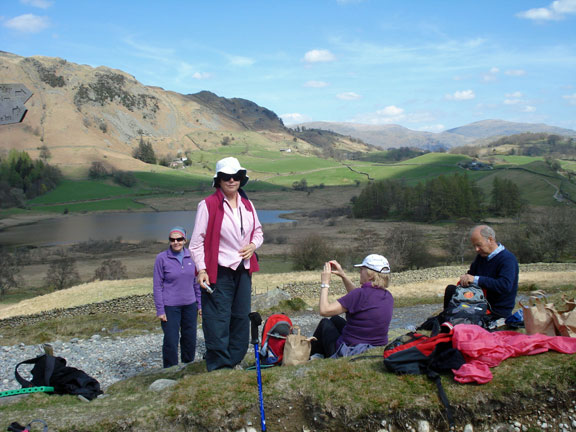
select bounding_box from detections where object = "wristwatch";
[320,283,330,289]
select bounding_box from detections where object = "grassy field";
[1,151,573,219]
[28,180,135,204]
[493,155,545,165]
[1,273,576,431]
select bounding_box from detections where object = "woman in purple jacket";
[153,226,202,368]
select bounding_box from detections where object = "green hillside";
[3,150,574,216]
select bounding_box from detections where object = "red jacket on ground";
[452,324,576,384]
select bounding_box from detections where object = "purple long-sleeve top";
[153,248,202,316]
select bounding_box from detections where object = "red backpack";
[259,314,293,365]
[383,323,465,429]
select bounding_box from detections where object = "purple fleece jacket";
[153,248,202,316]
[337,282,394,346]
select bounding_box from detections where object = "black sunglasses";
[169,237,185,242]
[219,172,244,182]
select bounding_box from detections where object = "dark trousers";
[444,284,458,310]
[310,316,347,358]
[202,264,251,371]
[161,303,198,368]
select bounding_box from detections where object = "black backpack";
[15,354,103,401]
[445,284,489,326]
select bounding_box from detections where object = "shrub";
[88,161,109,179]
[291,234,333,271]
[93,259,128,281]
[44,251,81,291]
[113,170,136,187]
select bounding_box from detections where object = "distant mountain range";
[294,120,576,150]
[1,51,575,171]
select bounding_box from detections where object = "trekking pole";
[249,312,266,432]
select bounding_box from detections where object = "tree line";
[351,173,524,222]
[0,149,62,208]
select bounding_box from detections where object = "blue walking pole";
[249,312,266,432]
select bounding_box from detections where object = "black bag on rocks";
[14,354,102,401]
[7,419,48,432]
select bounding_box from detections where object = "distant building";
[170,159,185,169]
[280,148,292,153]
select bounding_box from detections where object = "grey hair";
[472,225,496,241]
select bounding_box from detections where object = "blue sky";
[1,0,576,132]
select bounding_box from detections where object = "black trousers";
[201,264,251,371]
[310,316,347,358]
[161,303,198,368]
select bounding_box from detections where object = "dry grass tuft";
[0,278,150,319]
[1,268,574,320]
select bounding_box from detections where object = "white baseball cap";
[354,254,391,274]
[212,157,249,187]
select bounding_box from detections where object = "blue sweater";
[469,247,519,318]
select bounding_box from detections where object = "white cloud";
[504,99,521,105]
[351,107,436,126]
[228,56,254,67]
[483,67,500,82]
[304,80,329,88]
[192,72,211,80]
[3,14,50,33]
[563,93,576,105]
[20,0,53,9]
[505,91,524,98]
[280,113,310,125]
[505,69,526,76]
[336,92,361,100]
[377,105,404,116]
[517,0,576,20]
[523,105,537,112]
[445,90,476,101]
[416,124,446,133]
[303,49,336,63]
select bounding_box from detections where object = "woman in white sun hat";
[310,254,394,359]
[189,157,263,371]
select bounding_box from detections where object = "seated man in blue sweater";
[444,225,519,319]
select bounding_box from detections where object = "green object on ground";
[0,386,54,398]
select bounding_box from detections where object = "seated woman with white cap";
[310,254,394,359]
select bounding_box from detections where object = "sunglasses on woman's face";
[169,237,185,243]
[220,172,243,182]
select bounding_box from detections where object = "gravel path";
[0,304,441,393]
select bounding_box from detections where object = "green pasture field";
[492,155,544,165]
[398,153,470,165]
[28,198,147,213]
[475,169,562,206]
[560,160,576,172]
[133,170,211,190]
[245,154,341,173]
[513,160,560,177]
[263,166,367,187]
[28,180,134,204]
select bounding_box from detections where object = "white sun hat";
[354,254,391,273]
[212,157,249,187]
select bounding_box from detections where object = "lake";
[0,210,293,247]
